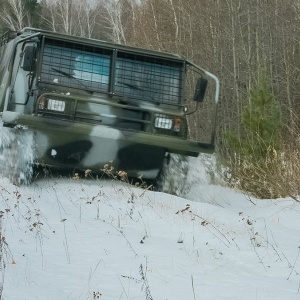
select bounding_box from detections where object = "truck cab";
[0,28,219,181]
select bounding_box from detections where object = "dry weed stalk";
[101,162,149,190]
[139,261,153,300]
[226,144,300,199]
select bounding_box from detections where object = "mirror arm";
[187,61,220,146]
[186,61,220,106]
[185,102,199,116]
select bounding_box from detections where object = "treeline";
[1,0,300,198]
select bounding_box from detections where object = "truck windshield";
[40,38,183,104]
[115,53,182,104]
[41,42,110,92]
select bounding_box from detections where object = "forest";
[1,0,299,199]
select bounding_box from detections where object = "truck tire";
[156,154,189,196]
[0,125,34,185]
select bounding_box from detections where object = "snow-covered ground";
[1,156,300,300]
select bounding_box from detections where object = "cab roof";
[20,27,184,63]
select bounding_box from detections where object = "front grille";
[36,95,151,132]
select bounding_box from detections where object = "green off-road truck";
[0,28,219,185]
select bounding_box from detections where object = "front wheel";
[0,124,35,185]
[156,154,189,196]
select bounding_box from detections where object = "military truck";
[0,28,219,184]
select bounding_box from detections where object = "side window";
[22,45,37,71]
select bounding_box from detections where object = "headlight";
[47,99,66,112]
[155,115,173,129]
[38,96,46,109]
[154,114,184,132]
[37,96,67,113]
[173,117,182,132]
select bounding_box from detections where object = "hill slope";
[1,157,300,300]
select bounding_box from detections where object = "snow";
[1,156,300,300]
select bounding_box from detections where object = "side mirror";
[193,78,208,102]
[22,45,36,71]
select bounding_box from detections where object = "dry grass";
[225,146,300,199]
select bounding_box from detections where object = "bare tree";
[2,0,300,147]
[76,0,98,38]
[109,0,300,145]
[40,0,73,34]
[0,0,31,31]
[97,0,129,44]
[39,0,99,38]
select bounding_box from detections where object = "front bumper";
[2,111,214,178]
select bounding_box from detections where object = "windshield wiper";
[117,80,145,92]
[117,80,158,102]
[51,68,93,94]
